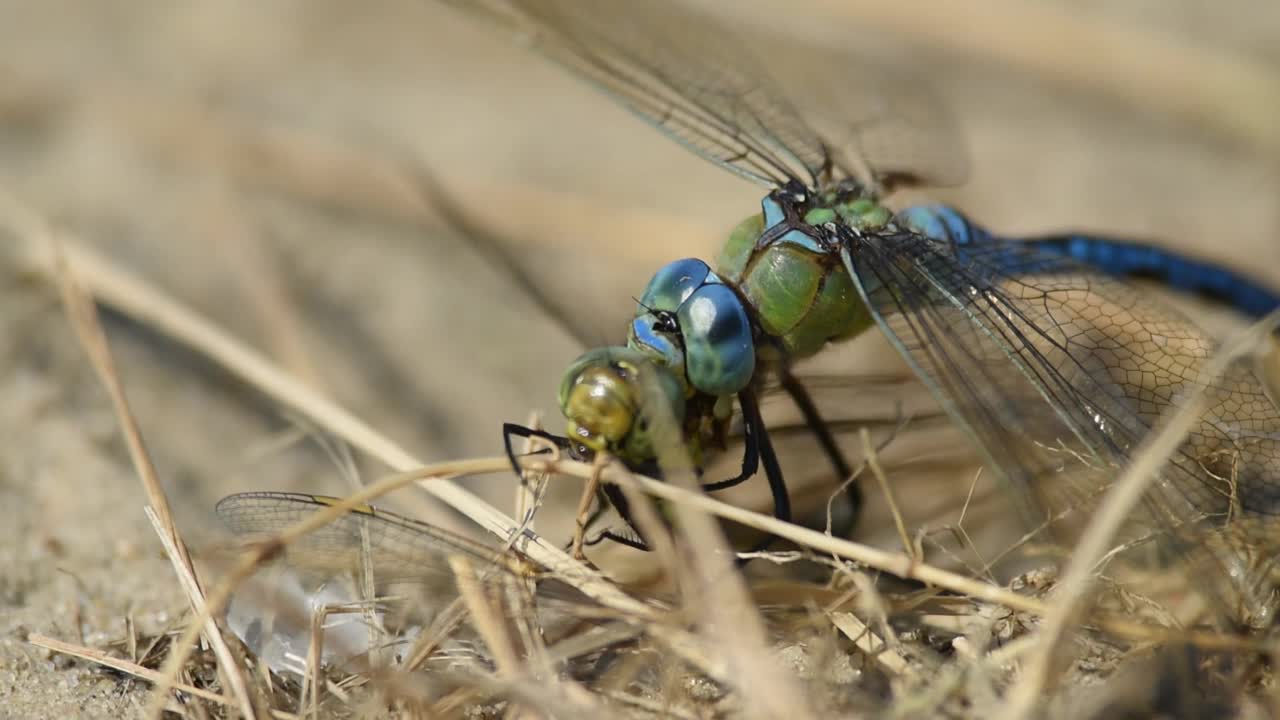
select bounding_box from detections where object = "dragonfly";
[443,0,1280,602]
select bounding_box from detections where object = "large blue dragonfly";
[443,0,1280,600]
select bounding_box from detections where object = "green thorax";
[716,192,880,358]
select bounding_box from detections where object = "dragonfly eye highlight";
[636,258,714,313]
[678,284,755,396]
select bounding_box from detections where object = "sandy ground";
[0,0,1277,716]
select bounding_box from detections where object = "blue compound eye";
[678,284,754,396]
[629,313,688,389]
[637,258,712,313]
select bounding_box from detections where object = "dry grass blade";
[40,218,256,718]
[862,427,916,560]
[639,369,818,720]
[26,634,278,713]
[144,506,262,710]
[528,454,1265,652]
[451,556,521,679]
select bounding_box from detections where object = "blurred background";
[0,0,1276,713]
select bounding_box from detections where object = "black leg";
[779,369,861,526]
[729,389,792,561]
[524,390,792,555]
[584,527,652,552]
[596,391,790,556]
[544,477,656,553]
[696,390,789,523]
[779,370,851,479]
[502,422,572,480]
[736,389,791,524]
[699,412,760,492]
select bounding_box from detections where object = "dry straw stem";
[862,427,916,560]
[998,310,1280,720]
[529,456,1268,653]
[45,229,257,718]
[145,505,264,708]
[638,366,817,720]
[450,555,522,679]
[26,633,292,716]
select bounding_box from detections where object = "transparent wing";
[765,41,970,190]
[216,493,589,678]
[440,0,966,191]
[842,229,1280,616]
[216,491,524,585]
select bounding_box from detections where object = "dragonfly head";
[558,346,686,466]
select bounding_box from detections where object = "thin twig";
[638,368,818,720]
[452,556,522,679]
[527,454,1262,652]
[48,231,256,719]
[26,633,284,715]
[862,427,916,560]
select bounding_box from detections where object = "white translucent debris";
[225,567,385,678]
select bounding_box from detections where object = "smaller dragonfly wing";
[843,230,1280,616]
[215,492,582,679]
[216,491,525,586]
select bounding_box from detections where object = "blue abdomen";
[1022,235,1278,318]
[899,205,1280,319]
